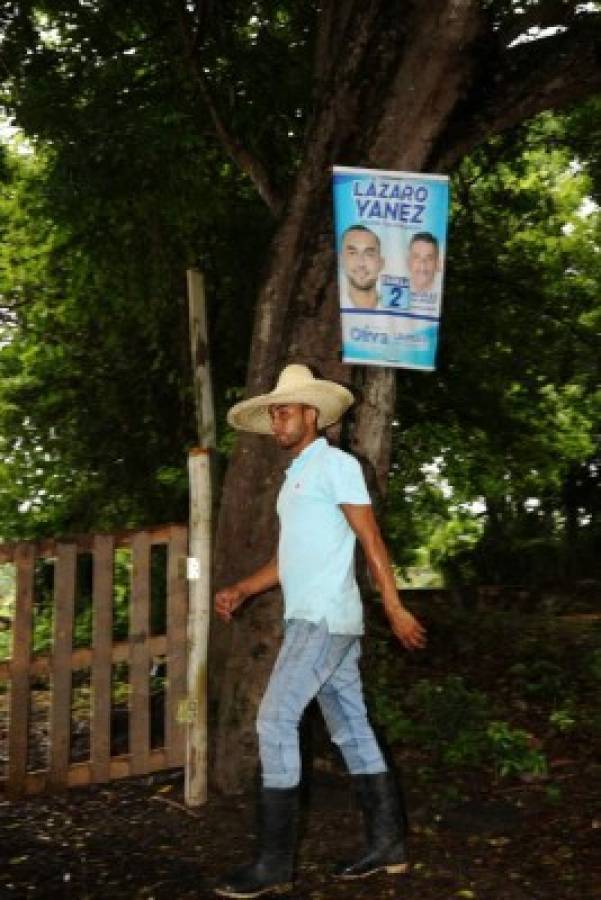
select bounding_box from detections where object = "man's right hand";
[215,584,246,622]
[214,556,279,623]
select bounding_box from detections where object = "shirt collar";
[287,437,327,475]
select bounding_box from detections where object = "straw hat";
[227,364,354,434]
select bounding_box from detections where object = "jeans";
[256,618,387,788]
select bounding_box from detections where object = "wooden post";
[188,269,216,449]
[186,269,215,806]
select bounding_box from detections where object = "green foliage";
[0,632,9,660]
[0,0,285,537]
[365,601,601,782]
[370,670,550,778]
[386,115,601,588]
[0,563,15,662]
[111,661,130,706]
[544,783,563,804]
[548,707,577,735]
[0,2,598,595]
[485,721,548,779]
[508,659,567,701]
[0,144,195,537]
[112,549,132,641]
[582,647,601,683]
[31,558,54,656]
[407,676,490,748]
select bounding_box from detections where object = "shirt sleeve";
[326,450,371,506]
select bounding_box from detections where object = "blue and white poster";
[333,165,450,370]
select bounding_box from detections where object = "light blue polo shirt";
[276,437,371,635]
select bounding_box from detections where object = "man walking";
[214,363,426,898]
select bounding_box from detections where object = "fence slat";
[49,543,77,788]
[7,544,35,796]
[91,534,114,782]
[166,525,188,766]
[130,532,151,775]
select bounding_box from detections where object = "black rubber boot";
[214,786,299,898]
[334,772,409,879]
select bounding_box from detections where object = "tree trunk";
[210,0,482,793]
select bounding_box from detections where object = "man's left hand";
[388,606,427,651]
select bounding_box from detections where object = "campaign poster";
[333,165,450,370]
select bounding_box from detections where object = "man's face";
[341,229,384,292]
[408,239,439,293]
[268,403,317,453]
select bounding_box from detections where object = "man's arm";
[341,504,426,651]
[214,555,279,623]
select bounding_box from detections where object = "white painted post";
[185,269,215,806]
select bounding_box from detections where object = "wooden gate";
[0,524,188,796]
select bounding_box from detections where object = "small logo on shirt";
[294,482,302,490]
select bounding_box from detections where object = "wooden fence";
[0,524,188,797]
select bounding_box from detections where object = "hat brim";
[227,382,354,434]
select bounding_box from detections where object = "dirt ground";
[2,601,601,899]
[1,757,600,899]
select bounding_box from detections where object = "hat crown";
[275,364,314,391]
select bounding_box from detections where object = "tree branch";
[194,69,286,217]
[174,1,285,218]
[432,15,601,170]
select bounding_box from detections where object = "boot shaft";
[214,787,300,898]
[257,786,300,869]
[355,772,407,848]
